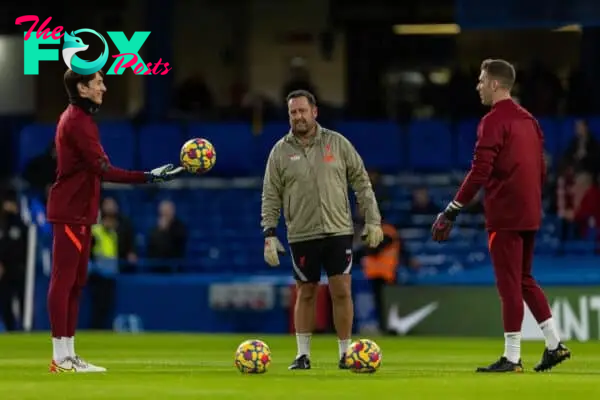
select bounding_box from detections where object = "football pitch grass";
[1,333,598,399]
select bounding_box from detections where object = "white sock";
[66,337,75,358]
[296,333,311,358]
[539,318,560,350]
[52,337,69,362]
[338,339,351,359]
[503,332,521,363]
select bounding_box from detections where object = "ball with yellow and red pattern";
[180,138,216,174]
[344,338,382,373]
[234,339,272,374]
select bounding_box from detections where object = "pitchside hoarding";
[383,286,600,342]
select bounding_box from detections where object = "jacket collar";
[285,124,323,146]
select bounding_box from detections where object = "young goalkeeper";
[46,69,183,373]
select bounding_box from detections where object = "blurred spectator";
[560,119,600,177]
[354,220,419,334]
[0,190,28,331]
[22,142,56,194]
[146,200,187,273]
[556,165,577,240]
[410,187,439,215]
[570,172,600,241]
[89,213,119,330]
[100,197,137,272]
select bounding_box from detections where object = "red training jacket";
[47,104,146,225]
[454,99,546,231]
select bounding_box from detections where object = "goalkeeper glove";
[145,164,184,183]
[362,224,384,248]
[263,228,285,267]
[431,200,462,242]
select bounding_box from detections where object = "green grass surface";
[0,333,597,399]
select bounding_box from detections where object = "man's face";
[79,72,107,104]
[101,197,119,216]
[288,96,317,135]
[476,70,496,106]
[159,201,175,220]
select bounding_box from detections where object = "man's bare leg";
[328,274,353,362]
[292,281,318,367]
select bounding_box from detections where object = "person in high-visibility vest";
[356,221,419,333]
[88,214,119,330]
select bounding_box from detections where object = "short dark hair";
[481,59,516,89]
[63,69,104,99]
[286,90,317,106]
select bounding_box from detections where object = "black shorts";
[289,235,354,283]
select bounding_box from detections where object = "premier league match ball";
[344,338,382,373]
[234,339,272,374]
[180,138,216,174]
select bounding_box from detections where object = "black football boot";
[476,356,524,373]
[338,355,350,370]
[533,343,571,372]
[288,354,311,370]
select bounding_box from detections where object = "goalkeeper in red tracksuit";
[46,69,183,373]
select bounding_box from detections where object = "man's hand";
[363,224,384,248]
[145,164,184,183]
[264,235,285,267]
[431,200,462,242]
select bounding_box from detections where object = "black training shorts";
[288,235,353,283]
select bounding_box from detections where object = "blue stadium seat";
[256,122,288,165]
[558,117,576,153]
[97,122,136,170]
[407,120,452,170]
[537,117,559,158]
[18,124,56,171]
[333,121,403,172]
[560,116,600,152]
[138,124,183,170]
[583,116,600,141]
[455,118,478,170]
[186,123,256,175]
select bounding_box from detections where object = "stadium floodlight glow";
[392,24,461,35]
[393,23,583,35]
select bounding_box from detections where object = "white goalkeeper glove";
[145,164,184,183]
[263,230,285,267]
[362,224,384,248]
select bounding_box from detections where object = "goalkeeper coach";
[261,90,383,370]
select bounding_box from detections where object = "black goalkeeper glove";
[431,200,462,242]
